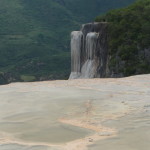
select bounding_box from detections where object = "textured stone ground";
[0,74,150,150]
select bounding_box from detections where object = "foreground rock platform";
[0,74,150,150]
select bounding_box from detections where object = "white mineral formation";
[69,22,108,79]
[0,74,150,150]
[70,31,83,79]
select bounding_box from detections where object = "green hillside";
[95,0,150,76]
[0,0,135,83]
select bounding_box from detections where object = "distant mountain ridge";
[0,0,135,84]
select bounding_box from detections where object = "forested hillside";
[0,0,135,84]
[96,0,150,77]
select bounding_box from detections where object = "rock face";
[0,72,20,85]
[69,22,108,79]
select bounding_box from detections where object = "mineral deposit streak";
[70,31,83,78]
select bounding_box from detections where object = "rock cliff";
[69,21,150,79]
[69,22,108,79]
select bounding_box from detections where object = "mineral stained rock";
[69,22,108,79]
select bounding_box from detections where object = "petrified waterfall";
[70,31,83,78]
[69,22,108,79]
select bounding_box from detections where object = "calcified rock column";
[69,31,83,79]
[80,32,99,78]
[69,22,108,79]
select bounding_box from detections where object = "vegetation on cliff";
[95,0,150,76]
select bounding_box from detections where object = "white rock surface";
[0,74,150,150]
